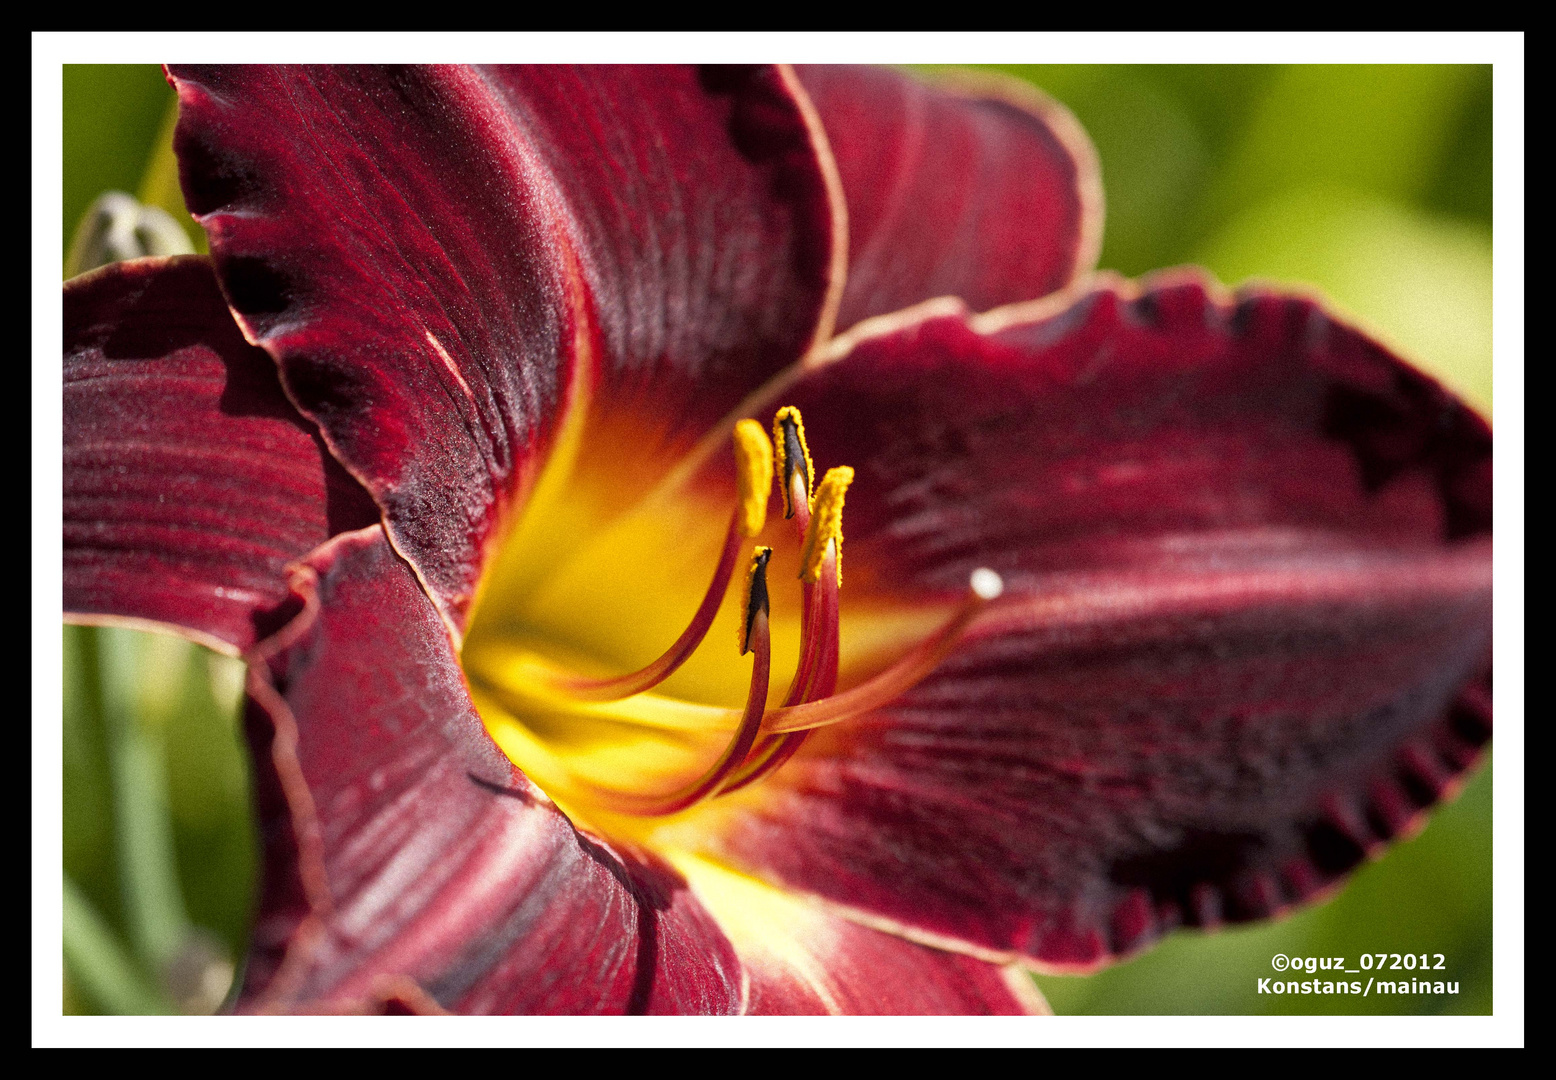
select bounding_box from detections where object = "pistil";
[759,567,1004,735]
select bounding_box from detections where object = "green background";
[61,63,1495,1015]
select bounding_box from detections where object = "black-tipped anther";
[778,415,809,519]
[741,548,773,655]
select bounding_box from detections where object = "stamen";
[720,410,846,796]
[738,547,773,655]
[773,406,814,520]
[759,568,1004,735]
[799,467,852,586]
[732,419,774,539]
[582,548,774,817]
[752,407,822,729]
[530,421,773,703]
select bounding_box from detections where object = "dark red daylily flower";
[63,64,1491,1015]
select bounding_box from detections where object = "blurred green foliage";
[62,65,205,268]
[63,624,252,1013]
[63,67,170,253]
[61,63,1494,1016]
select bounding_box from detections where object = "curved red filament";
[588,608,771,817]
[719,538,837,795]
[542,510,743,702]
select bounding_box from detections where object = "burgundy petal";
[241,526,743,1014]
[167,65,840,635]
[63,256,378,653]
[705,274,1492,970]
[796,64,1101,332]
[746,949,1039,1015]
[728,900,1043,1014]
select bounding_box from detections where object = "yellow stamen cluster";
[732,419,774,538]
[469,403,1005,819]
[799,466,853,586]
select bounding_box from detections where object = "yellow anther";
[732,420,774,538]
[738,546,773,655]
[772,406,814,519]
[799,466,853,586]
